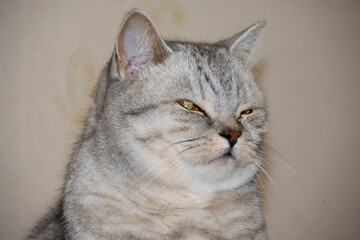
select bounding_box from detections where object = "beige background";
[1,1,360,239]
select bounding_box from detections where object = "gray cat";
[28,9,268,240]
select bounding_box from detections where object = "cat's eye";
[239,109,253,120]
[178,100,201,112]
[241,109,253,115]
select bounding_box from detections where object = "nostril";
[219,133,230,140]
[220,131,242,147]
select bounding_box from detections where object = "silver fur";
[28,9,268,240]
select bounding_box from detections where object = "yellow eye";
[178,100,200,111]
[241,109,253,115]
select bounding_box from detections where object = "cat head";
[95,10,267,192]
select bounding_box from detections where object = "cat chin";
[185,161,258,192]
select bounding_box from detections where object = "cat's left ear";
[114,10,172,79]
[219,21,265,63]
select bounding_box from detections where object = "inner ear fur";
[115,10,172,79]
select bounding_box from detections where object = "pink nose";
[220,131,242,147]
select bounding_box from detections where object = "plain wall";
[1,1,360,239]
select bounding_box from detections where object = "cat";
[28,9,268,240]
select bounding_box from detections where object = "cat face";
[100,10,267,192]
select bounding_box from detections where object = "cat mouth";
[207,151,234,164]
[224,152,232,157]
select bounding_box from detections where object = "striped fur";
[28,10,268,240]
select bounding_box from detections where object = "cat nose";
[219,131,242,147]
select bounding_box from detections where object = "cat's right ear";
[219,21,265,64]
[113,10,172,79]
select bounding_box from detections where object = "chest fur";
[65,176,263,239]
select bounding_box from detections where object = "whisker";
[260,145,328,204]
[134,141,204,185]
[261,159,281,178]
[262,145,290,163]
[254,39,281,63]
[161,137,208,152]
[257,148,298,175]
[253,159,280,192]
[133,156,174,184]
[249,163,285,239]
[137,144,202,191]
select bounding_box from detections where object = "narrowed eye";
[241,109,253,115]
[240,109,253,116]
[178,100,201,112]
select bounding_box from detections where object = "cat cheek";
[232,141,254,162]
